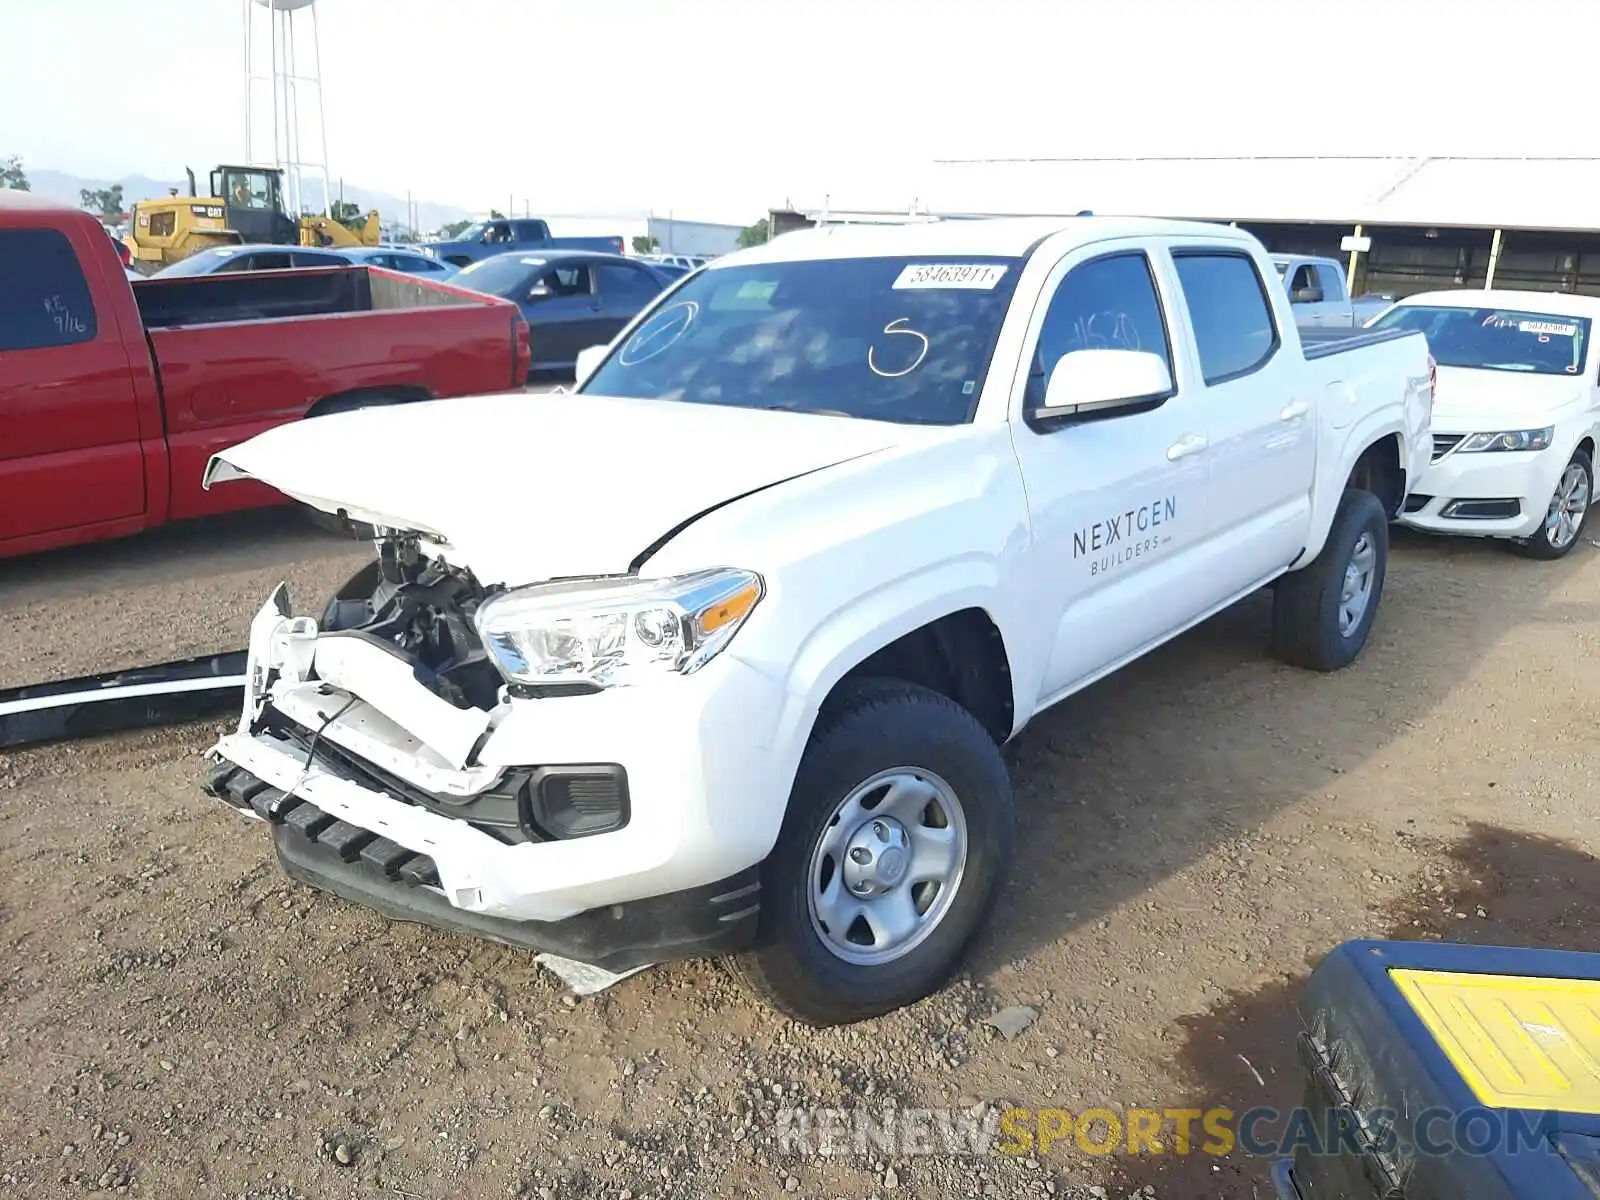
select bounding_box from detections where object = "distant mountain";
[25,168,473,234]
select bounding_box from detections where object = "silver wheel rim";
[1545,462,1590,550]
[805,767,969,967]
[1339,532,1377,637]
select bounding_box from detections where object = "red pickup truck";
[0,192,531,559]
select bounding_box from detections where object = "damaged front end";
[203,531,762,993]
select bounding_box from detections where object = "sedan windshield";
[1371,304,1593,376]
[579,256,1022,425]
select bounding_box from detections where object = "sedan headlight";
[475,568,763,691]
[1457,427,1555,452]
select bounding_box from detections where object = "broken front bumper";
[203,587,793,969]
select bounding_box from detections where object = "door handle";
[1166,433,1209,461]
[1280,399,1310,421]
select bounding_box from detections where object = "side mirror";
[1291,286,1324,304]
[527,281,552,300]
[1034,349,1172,420]
[574,344,608,387]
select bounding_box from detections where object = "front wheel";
[729,679,1014,1026]
[1271,488,1389,672]
[1509,450,1592,561]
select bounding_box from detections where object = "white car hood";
[206,390,914,585]
[1431,366,1584,428]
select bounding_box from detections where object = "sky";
[2,0,1595,225]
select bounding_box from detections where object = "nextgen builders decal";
[1073,496,1177,577]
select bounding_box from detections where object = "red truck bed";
[0,192,531,559]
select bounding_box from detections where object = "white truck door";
[1316,261,1356,328]
[1167,247,1316,586]
[1006,244,1211,701]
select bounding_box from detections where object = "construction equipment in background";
[124,164,380,272]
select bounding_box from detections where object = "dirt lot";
[4,511,1600,1200]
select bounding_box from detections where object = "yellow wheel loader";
[124,165,381,272]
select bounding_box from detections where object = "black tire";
[729,678,1014,1026]
[1508,449,1592,561]
[1271,488,1389,672]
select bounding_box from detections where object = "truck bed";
[133,264,496,329]
[135,266,529,522]
[1299,326,1414,360]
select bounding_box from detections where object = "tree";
[631,235,659,255]
[329,199,369,232]
[488,208,506,220]
[0,155,28,191]
[439,219,474,239]
[79,184,125,219]
[737,218,770,249]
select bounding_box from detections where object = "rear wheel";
[1509,450,1591,561]
[1271,488,1389,672]
[729,679,1014,1026]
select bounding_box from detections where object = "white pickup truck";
[1273,254,1394,330]
[200,216,1434,1025]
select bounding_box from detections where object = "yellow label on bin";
[1391,968,1600,1114]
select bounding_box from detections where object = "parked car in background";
[153,243,458,280]
[0,192,530,559]
[1377,290,1600,558]
[1272,254,1392,329]
[451,250,669,373]
[201,216,1432,1025]
[105,225,132,268]
[642,253,708,272]
[333,245,460,281]
[421,218,624,269]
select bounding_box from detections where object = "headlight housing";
[475,568,763,691]
[1457,427,1555,452]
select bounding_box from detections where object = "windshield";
[450,223,486,244]
[579,256,1022,425]
[1371,304,1593,376]
[452,255,541,295]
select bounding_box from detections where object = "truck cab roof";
[728,215,1259,265]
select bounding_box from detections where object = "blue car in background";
[450,250,670,374]
[421,217,625,269]
[154,243,459,280]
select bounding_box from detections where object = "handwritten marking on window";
[867,317,930,378]
[41,295,87,336]
[619,301,698,366]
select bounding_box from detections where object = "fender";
[1301,408,1411,565]
[730,554,1017,841]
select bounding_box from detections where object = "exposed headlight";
[475,568,763,691]
[1457,427,1555,452]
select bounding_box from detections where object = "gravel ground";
[4,509,1600,1200]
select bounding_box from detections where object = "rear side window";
[0,228,99,350]
[1172,252,1279,384]
[595,263,664,301]
[1027,252,1173,409]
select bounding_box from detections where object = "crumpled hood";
[206,390,914,586]
[1431,366,1585,428]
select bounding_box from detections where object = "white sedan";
[1375,290,1600,559]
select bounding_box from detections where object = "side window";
[512,220,550,241]
[291,251,340,268]
[548,264,592,296]
[594,263,663,300]
[1171,252,1280,385]
[1288,264,1318,298]
[1027,252,1172,409]
[247,252,295,271]
[0,228,99,350]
